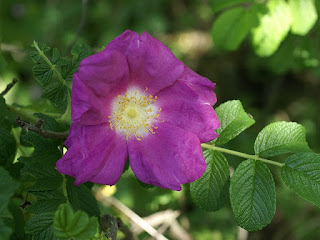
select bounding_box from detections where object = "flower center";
[108,87,162,140]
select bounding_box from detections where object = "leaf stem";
[33,41,65,84]
[201,143,284,167]
[62,175,70,204]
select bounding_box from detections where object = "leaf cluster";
[211,0,318,57]
[191,100,318,231]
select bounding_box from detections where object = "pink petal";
[56,123,128,186]
[107,31,184,94]
[127,122,206,190]
[178,67,217,106]
[71,49,129,125]
[157,80,220,143]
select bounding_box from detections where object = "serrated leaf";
[254,121,310,157]
[21,163,62,191]
[289,0,318,35]
[62,41,91,84]
[53,204,98,240]
[0,167,19,214]
[190,150,230,211]
[27,190,67,214]
[42,81,68,111]
[52,48,60,64]
[66,177,100,217]
[281,152,320,208]
[30,43,50,63]
[230,159,276,231]
[210,0,253,14]
[25,212,56,240]
[18,131,61,165]
[0,128,16,168]
[214,100,255,145]
[33,64,53,86]
[252,0,292,57]
[212,7,258,51]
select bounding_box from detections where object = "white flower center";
[108,87,162,140]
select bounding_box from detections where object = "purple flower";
[56,30,220,191]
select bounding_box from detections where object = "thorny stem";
[33,41,66,84]
[15,117,69,139]
[201,143,284,167]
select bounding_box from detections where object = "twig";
[96,194,168,240]
[67,0,88,52]
[1,78,18,95]
[15,117,69,139]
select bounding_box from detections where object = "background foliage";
[1,0,320,239]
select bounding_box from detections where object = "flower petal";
[128,122,206,190]
[57,123,128,186]
[72,49,129,125]
[157,80,220,143]
[178,67,217,105]
[105,30,140,55]
[108,31,184,94]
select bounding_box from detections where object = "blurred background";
[1,0,320,239]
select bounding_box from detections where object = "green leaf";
[32,64,53,86]
[52,48,61,64]
[30,43,50,63]
[0,95,15,130]
[0,167,19,214]
[212,7,258,51]
[66,177,100,217]
[289,0,318,35]
[251,0,292,57]
[42,81,69,111]
[281,152,320,208]
[230,159,276,231]
[21,163,63,191]
[27,190,67,214]
[0,128,16,168]
[210,0,253,14]
[18,131,61,165]
[25,212,56,240]
[61,41,91,84]
[214,100,255,145]
[53,204,98,240]
[190,150,230,211]
[254,121,310,157]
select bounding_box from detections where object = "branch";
[15,117,69,139]
[1,78,18,96]
[96,193,168,240]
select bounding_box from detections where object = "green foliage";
[289,0,318,35]
[254,121,310,157]
[53,204,99,240]
[251,0,292,57]
[210,0,253,14]
[26,190,67,214]
[30,41,91,112]
[281,152,320,208]
[0,128,16,168]
[0,167,20,239]
[0,95,15,130]
[190,150,230,211]
[230,159,276,231]
[25,212,56,240]
[212,7,257,51]
[66,177,100,217]
[214,100,255,145]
